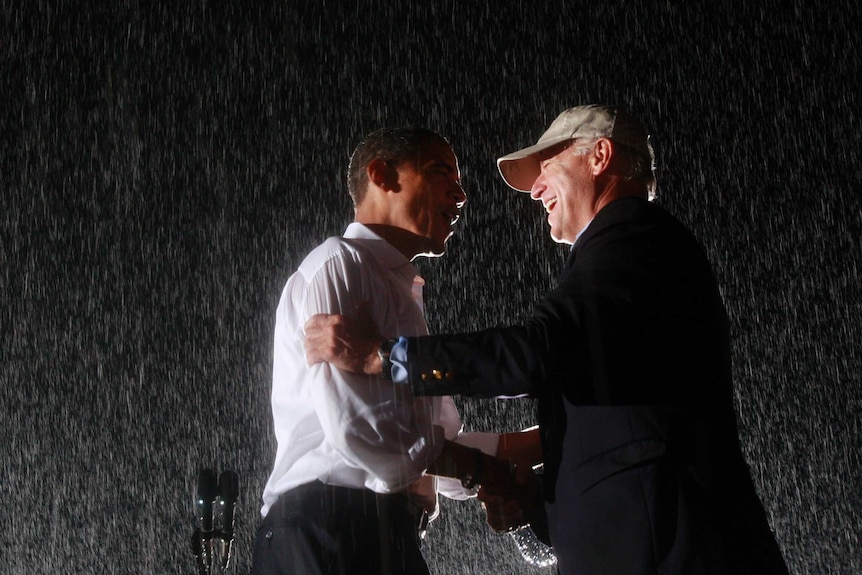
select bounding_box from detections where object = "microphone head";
[195,469,218,532]
[216,470,239,535]
[218,470,239,503]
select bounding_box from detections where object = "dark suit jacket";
[406,197,788,574]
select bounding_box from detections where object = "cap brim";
[496,134,571,192]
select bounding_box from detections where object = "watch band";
[461,448,485,489]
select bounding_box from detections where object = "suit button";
[432,369,443,380]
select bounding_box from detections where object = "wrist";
[377,338,398,379]
[461,448,485,489]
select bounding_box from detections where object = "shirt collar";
[570,218,594,251]
[343,222,422,284]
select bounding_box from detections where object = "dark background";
[3,1,860,573]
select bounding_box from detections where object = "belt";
[273,482,429,538]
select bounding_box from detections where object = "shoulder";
[568,199,712,284]
[596,196,671,228]
[296,236,371,280]
[583,197,695,247]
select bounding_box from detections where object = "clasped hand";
[478,462,542,533]
[305,309,543,534]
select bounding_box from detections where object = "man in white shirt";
[251,128,512,575]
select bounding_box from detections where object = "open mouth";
[544,198,557,213]
[444,211,460,226]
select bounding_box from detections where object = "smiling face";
[391,138,466,256]
[529,141,596,245]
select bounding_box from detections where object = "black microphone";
[193,469,218,574]
[216,470,240,569]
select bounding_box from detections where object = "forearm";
[309,364,445,490]
[427,440,511,489]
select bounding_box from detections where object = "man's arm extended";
[304,314,537,499]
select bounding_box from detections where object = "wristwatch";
[378,338,398,380]
[461,448,485,489]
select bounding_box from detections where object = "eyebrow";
[426,159,457,173]
[539,142,571,162]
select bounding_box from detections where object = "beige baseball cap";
[497,104,653,193]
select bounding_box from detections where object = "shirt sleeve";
[292,252,445,492]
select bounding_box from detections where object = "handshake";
[476,456,545,535]
[302,312,548,537]
[432,432,546,537]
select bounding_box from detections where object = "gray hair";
[572,137,657,200]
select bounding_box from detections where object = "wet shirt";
[260,223,496,517]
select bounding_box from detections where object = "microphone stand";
[215,470,239,571]
[191,468,240,574]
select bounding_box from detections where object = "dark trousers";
[251,482,430,575]
[548,457,789,575]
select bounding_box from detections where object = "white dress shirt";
[261,223,497,517]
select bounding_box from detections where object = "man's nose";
[451,181,467,207]
[529,175,545,201]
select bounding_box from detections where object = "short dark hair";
[347,128,450,206]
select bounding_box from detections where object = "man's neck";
[357,222,425,261]
[594,178,648,214]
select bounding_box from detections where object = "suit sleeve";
[404,275,589,398]
[402,230,622,400]
[405,203,725,406]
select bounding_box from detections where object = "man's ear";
[367,158,399,193]
[590,138,614,176]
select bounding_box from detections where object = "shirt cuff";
[390,336,409,383]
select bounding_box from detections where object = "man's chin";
[549,230,573,245]
[415,241,447,259]
[431,234,452,256]
[428,244,447,257]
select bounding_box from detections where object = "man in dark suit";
[304,105,789,574]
